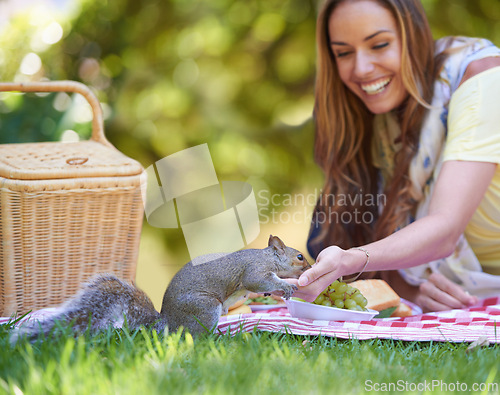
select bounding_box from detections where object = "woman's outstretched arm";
[289,160,496,305]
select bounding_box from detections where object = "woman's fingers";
[428,272,477,305]
[285,271,341,302]
[419,280,464,310]
[298,265,325,286]
[416,293,454,313]
[298,246,342,286]
[417,273,478,312]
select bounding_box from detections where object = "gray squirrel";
[11,235,310,342]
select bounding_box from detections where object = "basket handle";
[0,80,112,147]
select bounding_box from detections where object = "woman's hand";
[283,246,357,302]
[415,272,478,312]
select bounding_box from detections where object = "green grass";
[1,320,499,395]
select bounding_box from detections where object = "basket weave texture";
[0,81,145,316]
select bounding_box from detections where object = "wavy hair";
[310,0,440,254]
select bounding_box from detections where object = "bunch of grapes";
[313,280,368,311]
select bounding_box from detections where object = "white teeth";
[361,78,391,95]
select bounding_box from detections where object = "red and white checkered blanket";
[217,297,500,343]
[2,297,499,343]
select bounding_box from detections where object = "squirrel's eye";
[297,254,304,261]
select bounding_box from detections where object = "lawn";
[1,319,499,395]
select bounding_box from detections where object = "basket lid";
[0,140,144,180]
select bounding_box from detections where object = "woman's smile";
[360,76,392,95]
[329,1,408,113]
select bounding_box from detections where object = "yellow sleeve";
[443,66,500,164]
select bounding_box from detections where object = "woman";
[289,0,500,312]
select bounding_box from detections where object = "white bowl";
[285,298,378,321]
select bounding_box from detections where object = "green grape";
[353,293,367,306]
[334,299,344,309]
[312,280,368,311]
[338,283,348,293]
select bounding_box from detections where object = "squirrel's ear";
[268,235,286,253]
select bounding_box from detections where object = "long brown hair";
[310,0,439,253]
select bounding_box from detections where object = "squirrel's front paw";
[281,283,298,300]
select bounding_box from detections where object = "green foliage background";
[0,0,499,302]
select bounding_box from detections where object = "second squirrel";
[12,235,310,341]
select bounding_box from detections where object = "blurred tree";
[0,0,322,261]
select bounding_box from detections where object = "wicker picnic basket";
[0,81,145,316]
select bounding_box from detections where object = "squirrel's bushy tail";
[9,274,164,344]
[9,310,76,344]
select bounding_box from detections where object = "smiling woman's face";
[328,0,408,114]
